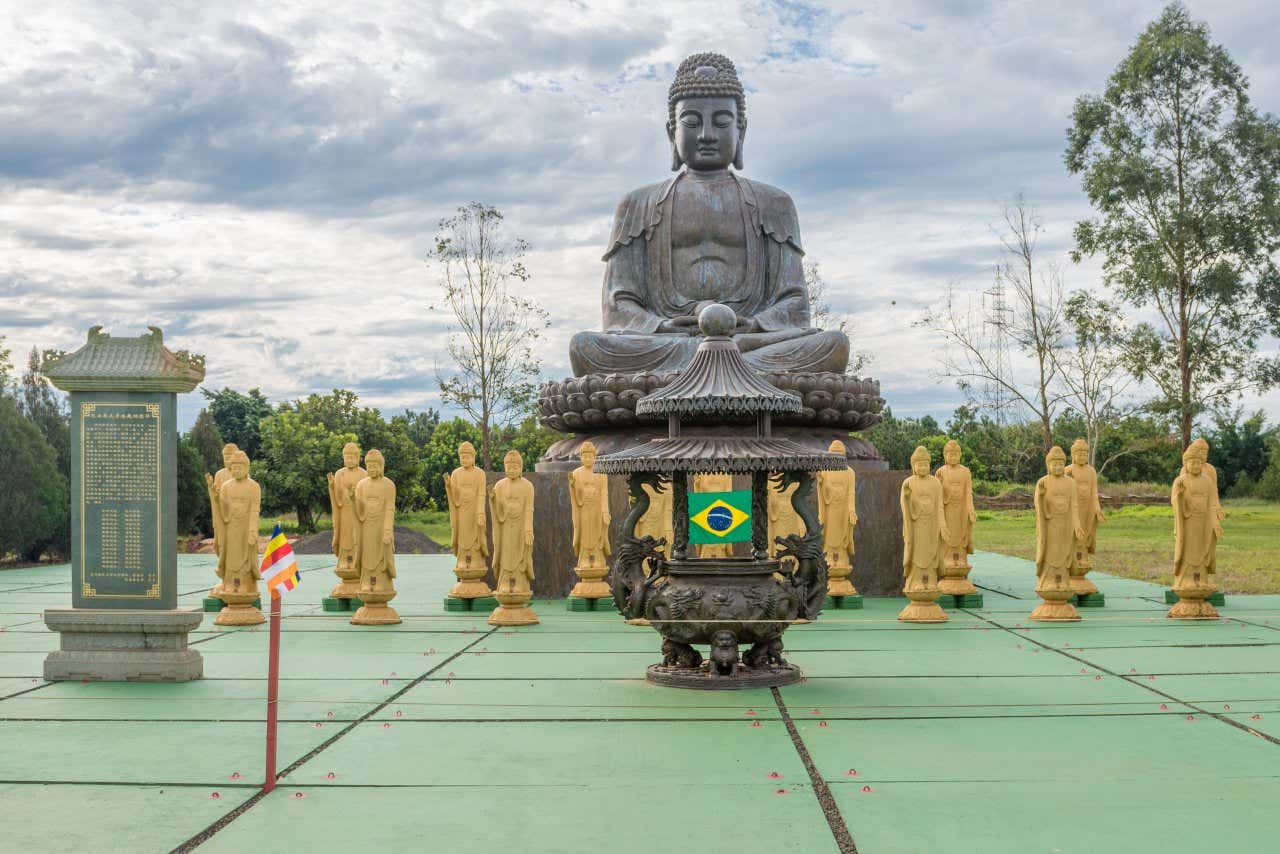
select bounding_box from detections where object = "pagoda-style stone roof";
[42,326,205,393]
[633,306,802,421]
[592,435,847,475]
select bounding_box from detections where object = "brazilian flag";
[688,490,753,545]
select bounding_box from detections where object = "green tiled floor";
[1,552,1277,853]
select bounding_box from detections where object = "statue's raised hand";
[204,473,214,488]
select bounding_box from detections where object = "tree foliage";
[16,347,70,481]
[1066,2,1280,446]
[176,436,209,536]
[201,387,272,460]
[431,202,549,469]
[0,396,68,561]
[254,410,356,532]
[187,409,225,474]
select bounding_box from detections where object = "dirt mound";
[291,526,446,555]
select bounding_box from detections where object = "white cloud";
[2,0,1278,431]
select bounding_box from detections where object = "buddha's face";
[505,458,522,480]
[912,458,930,477]
[222,448,236,467]
[1072,446,1088,466]
[459,449,475,470]
[1186,456,1204,476]
[672,97,738,171]
[581,448,596,470]
[343,447,360,469]
[1196,448,1209,465]
[230,460,248,480]
[1048,457,1065,477]
[367,457,384,479]
[943,446,960,466]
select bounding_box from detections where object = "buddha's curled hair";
[667,53,747,134]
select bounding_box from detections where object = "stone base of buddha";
[1029,597,1082,622]
[898,588,948,623]
[488,590,539,626]
[351,588,400,625]
[1167,581,1220,620]
[449,562,494,599]
[938,573,978,596]
[826,564,858,599]
[329,565,361,600]
[1069,572,1099,597]
[215,589,265,626]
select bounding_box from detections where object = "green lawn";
[974,498,1280,594]
[257,510,451,545]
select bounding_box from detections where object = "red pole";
[264,589,282,793]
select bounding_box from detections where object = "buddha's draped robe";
[446,464,489,561]
[1172,470,1221,590]
[491,477,535,593]
[330,465,366,567]
[1065,463,1103,555]
[900,474,945,592]
[569,172,850,375]
[818,466,856,567]
[354,475,397,590]
[218,476,261,592]
[570,465,610,568]
[1034,474,1078,596]
[936,463,975,557]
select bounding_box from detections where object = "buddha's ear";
[667,121,681,171]
[734,128,746,170]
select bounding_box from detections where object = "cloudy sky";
[3,0,1279,431]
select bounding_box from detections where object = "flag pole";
[264,587,282,794]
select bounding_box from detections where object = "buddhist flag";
[260,524,301,597]
[688,490,753,545]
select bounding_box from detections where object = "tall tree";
[201,387,272,460]
[1066,3,1280,448]
[0,396,68,561]
[431,202,548,470]
[920,195,1068,451]
[187,409,226,474]
[1054,293,1136,466]
[0,335,11,391]
[16,347,70,479]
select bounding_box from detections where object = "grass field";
[974,498,1280,594]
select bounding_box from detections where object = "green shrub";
[0,396,68,561]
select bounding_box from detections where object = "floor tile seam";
[1053,643,1280,650]
[969,610,1280,750]
[0,681,57,702]
[771,686,857,854]
[0,779,261,789]
[1225,617,1280,633]
[172,623,500,853]
[820,774,1280,785]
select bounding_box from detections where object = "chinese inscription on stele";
[78,401,162,603]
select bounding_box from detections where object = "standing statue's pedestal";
[40,327,205,681]
[43,609,203,682]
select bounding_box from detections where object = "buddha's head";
[230,450,249,481]
[504,450,524,481]
[221,443,239,468]
[1190,437,1209,463]
[828,439,846,455]
[943,440,961,467]
[1071,438,1089,466]
[1046,446,1066,477]
[1184,445,1204,476]
[458,441,476,470]
[579,440,597,471]
[365,449,385,479]
[910,446,931,478]
[342,442,361,470]
[667,52,746,172]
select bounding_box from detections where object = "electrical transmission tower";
[982,273,1015,426]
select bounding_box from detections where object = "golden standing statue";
[817,440,858,598]
[769,479,805,568]
[488,450,539,626]
[213,450,264,626]
[569,441,612,599]
[935,440,977,597]
[1168,445,1223,620]
[1031,447,1083,621]
[694,473,735,558]
[350,450,400,625]
[635,481,674,555]
[1064,438,1105,598]
[203,442,239,600]
[443,441,493,600]
[1184,438,1224,525]
[898,446,948,622]
[326,442,366,600]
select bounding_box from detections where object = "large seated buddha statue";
[569,53,849,377]
[538,52,884,471]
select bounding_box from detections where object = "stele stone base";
[43,608,204,682]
